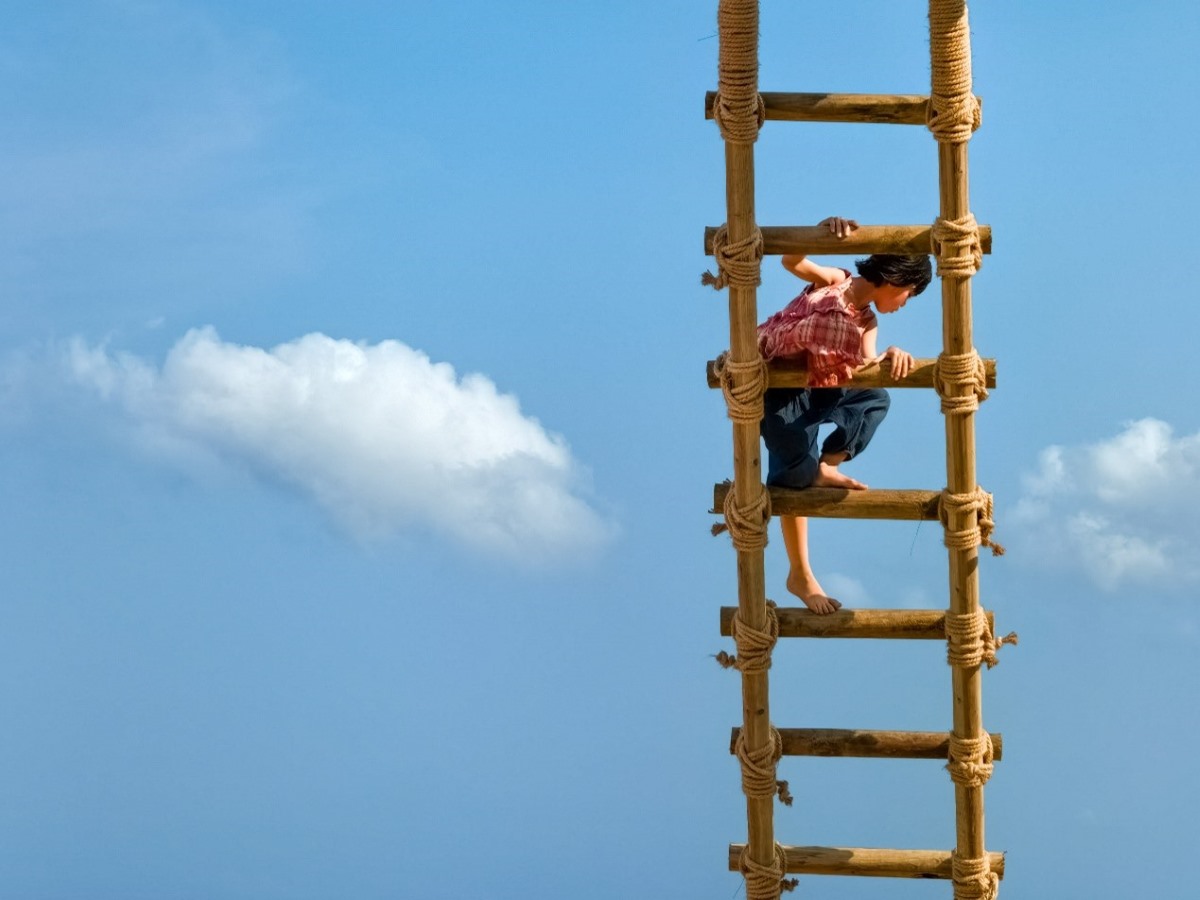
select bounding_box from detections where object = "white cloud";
[65,328,616,563]
[1014,418,1200,590]
[822,573,871,606]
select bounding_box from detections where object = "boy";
[759,216,932,614]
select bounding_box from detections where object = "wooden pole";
[929,0,990,881]
[715,1,776,885]
[720,606,996,640]
[705,223,992,257]
[728,846,1006,879]
[707,356,997,390]
[714,483,941,520]
[729,727,1004,760]
[706,91,933,125]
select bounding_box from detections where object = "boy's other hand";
[877,346,914,380]
[818,216,859,239]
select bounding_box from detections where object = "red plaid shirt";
[757,274,876,387]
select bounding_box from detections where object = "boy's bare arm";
[781,216,859,287]
[860,326,915,379]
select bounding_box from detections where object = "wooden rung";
[704,224,992,257]
[706,356,996,390]
[713,482,939,520]
[727,845,1006,880]
[719,607,994,640]
[728,727,1004,760]
[704,91,953,125]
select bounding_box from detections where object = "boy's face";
[873,283,913,314]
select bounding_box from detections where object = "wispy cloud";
[65,328,616,564]
[823,573,871,606]
[1013,418,1200,590]
[0,2,312,314]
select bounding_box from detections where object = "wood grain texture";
[727,845,1006,879]
[704,224,992,257]
[728,727,1003,760]
[705,91,935,124]
[706,356,996,390]
[713,482,940,520]
[718,607,996,640]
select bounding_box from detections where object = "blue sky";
[2,2,1198,898]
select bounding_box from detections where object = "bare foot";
[812,460,868,490]
[786,570,844,615]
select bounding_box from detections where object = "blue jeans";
[760,388,891,488]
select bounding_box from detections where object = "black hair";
[855,254,933,296]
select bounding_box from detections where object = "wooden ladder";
[705,3,1011,898]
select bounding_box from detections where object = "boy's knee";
[866,389,890,420]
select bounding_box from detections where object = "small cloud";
[823,573,870,606]
[1014,418,1200,590]
[64,328,617,564]
[898,585,934,609]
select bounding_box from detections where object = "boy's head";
[855,254,933,297]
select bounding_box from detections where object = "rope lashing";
[931,214,983,278]
[938,487,1005,556]
[951,852,1000,900]
[715,600,779,673]
[945,608,1018,669]
[733,726,792,806]
[933,349,988,415]
[702,224,764,291]
[739,843,799,899]
[712,481,772,552]
[713,351,768,424]
[713,0,765,144]
[927,0,981,144]
[946,731,995,787]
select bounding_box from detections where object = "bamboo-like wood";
[705,91,932,124]
[713,482,940,520]
[931,1,989,874]
[729,727,1004,760]
[706,356,996,390]
[727,845,1006,880]
[719,607,995,640]
[704,224,992,257]
[716,3,775,881]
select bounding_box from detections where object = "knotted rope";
[938,487,1005,556]
[945,608,1018,670]
[951,852,1000,900]
[702,224,764,291]
[931,213,983,278]
[716,600,779,674]
[946,731,995,788]
[928,0,981,144]
[712,481,772,552]
[733,725,792,806]
[739,843,799,899]
[713,0,765,145]
[713,351,768,424]
[933,349,988,415]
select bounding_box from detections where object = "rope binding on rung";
[934,349,989,415]
[931,213,983,278]
[715,600,779,673]
[712,480,771,552]
[713,0,765,145]
[928,0,982,144]
[951,852,1000,900]
[945,608,1018,669]
[702,224,764,291]
[713,351,768,424]
[938,487,1005,556]
[733,725,792,806]
[947,731,995,787]
[739,842,799,899]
